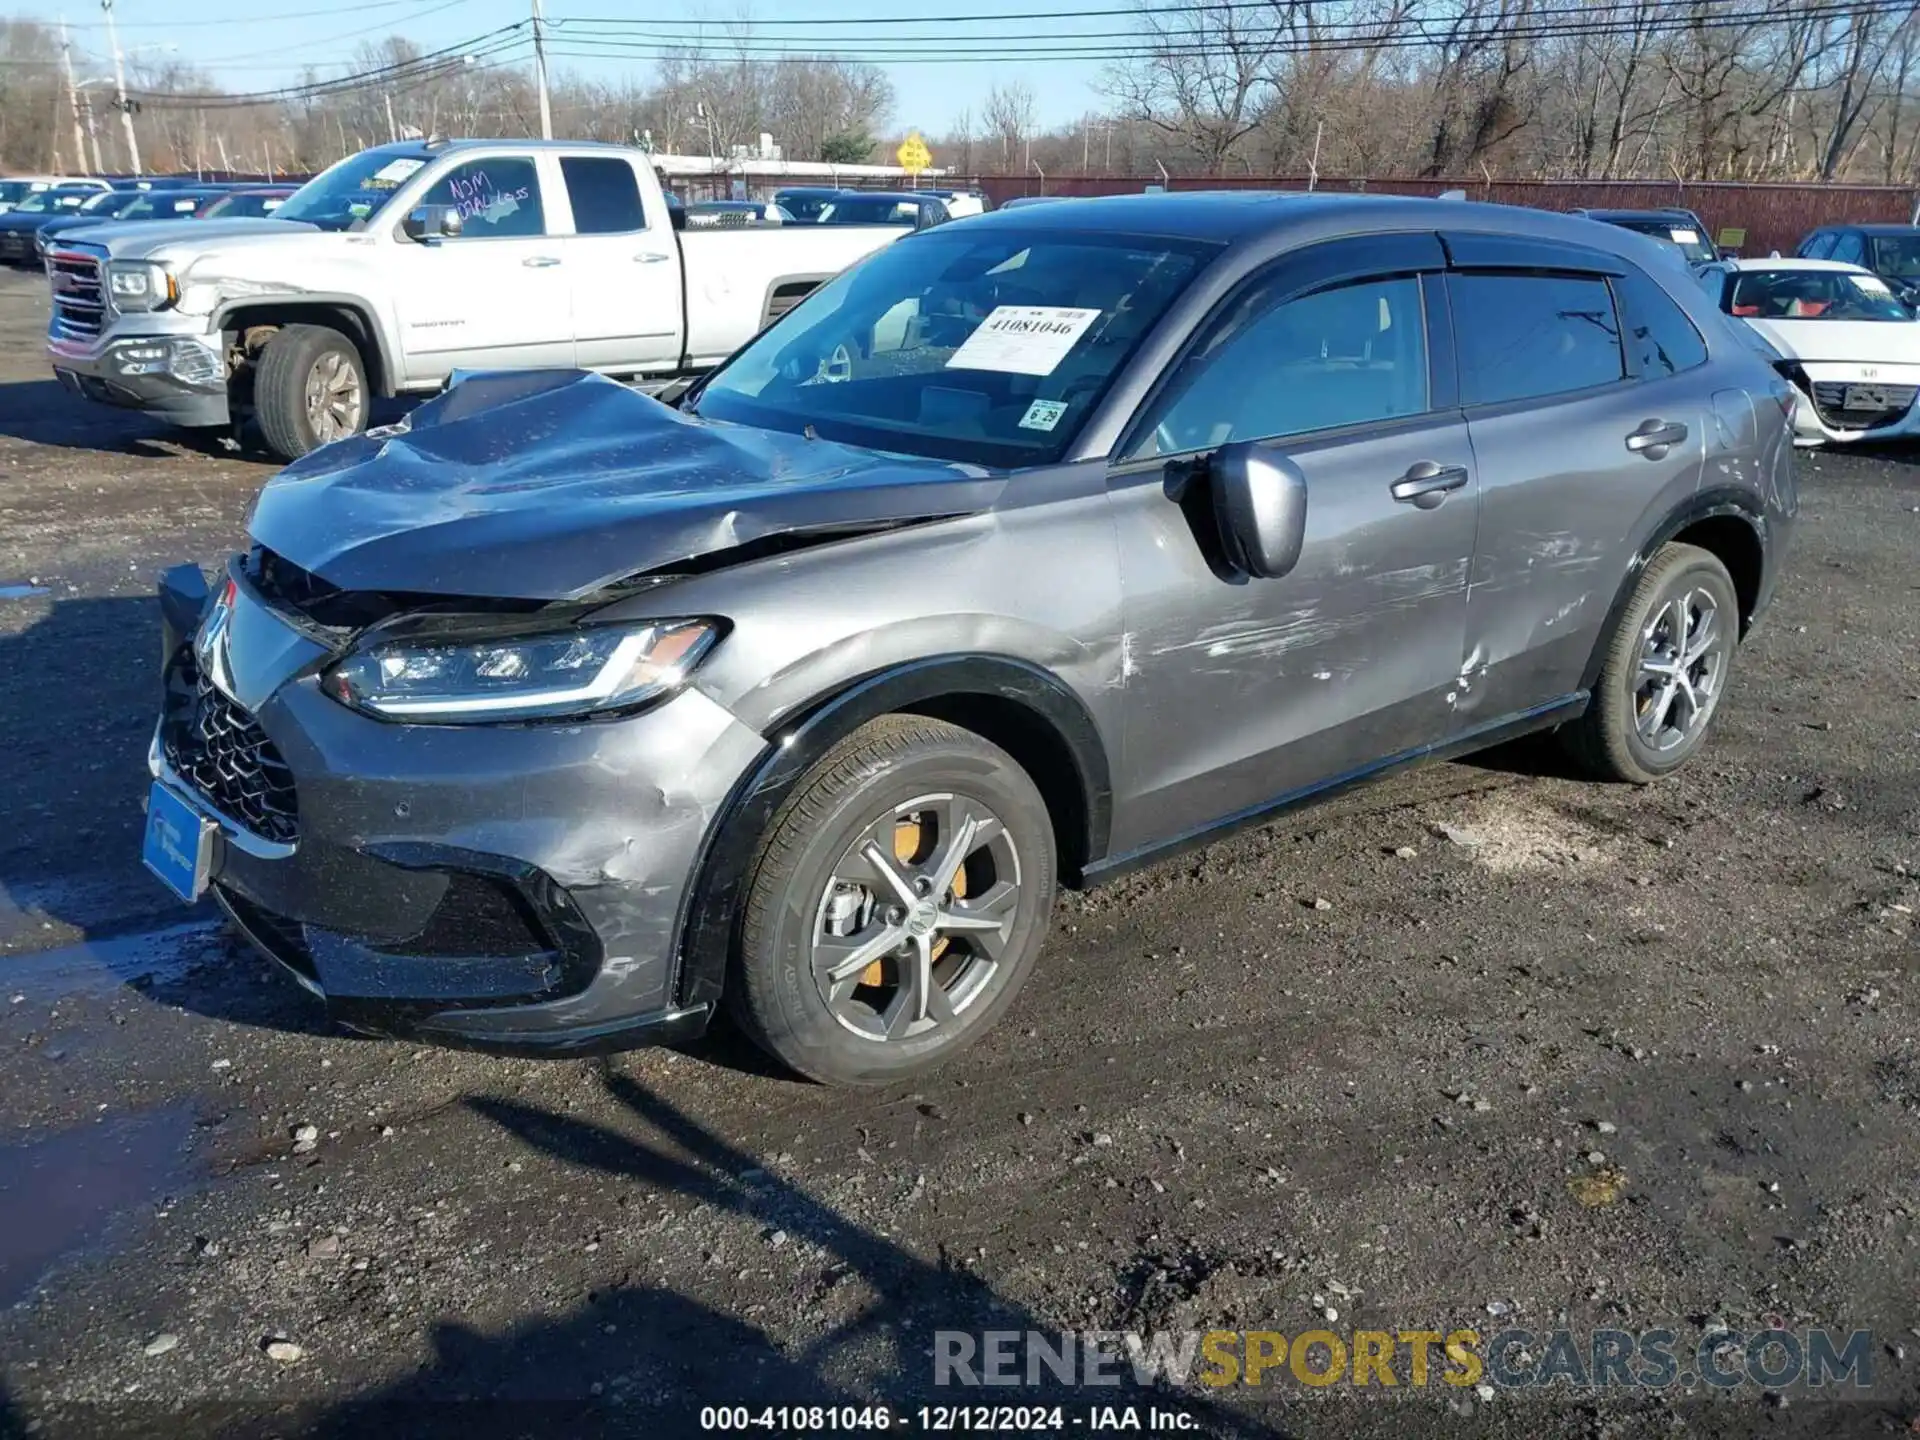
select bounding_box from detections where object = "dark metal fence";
[958,175,1920,258]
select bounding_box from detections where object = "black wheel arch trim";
[669,653,1114,1013]
[1578,486,1767,695]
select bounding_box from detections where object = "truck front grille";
[47,250,106,341]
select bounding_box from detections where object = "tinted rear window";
[560,156,645,234]
[1613,268,1708,377]
[1453,272,1624,405]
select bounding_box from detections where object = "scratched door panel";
[1107,416,1477,854]
[1461,374,1710,722]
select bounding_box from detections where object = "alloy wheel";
[810,792,1021,1043]
[304,351,364,444]
[1634,586,1726,752]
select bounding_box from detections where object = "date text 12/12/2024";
[698,1405,1198,1431]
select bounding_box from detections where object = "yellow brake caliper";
[860,815,965,987]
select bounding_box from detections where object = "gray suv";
[144,194,1797,1086]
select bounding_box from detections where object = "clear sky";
[31,0,1118,141]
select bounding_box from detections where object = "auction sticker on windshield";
[1670,228,1701,244]
[947,306,1101,376]
[370,158,426,189]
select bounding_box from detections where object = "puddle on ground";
[0,1104,197,1308]
[0,583,51,600]
[2,917,223,1002]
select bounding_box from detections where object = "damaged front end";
[146,370,1007,1054]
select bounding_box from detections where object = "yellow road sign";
[896,132,932,176]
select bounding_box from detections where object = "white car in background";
[1698,257,1920,446]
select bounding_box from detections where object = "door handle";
[633,252,672,264]
[1389,461,1470,509]
[1625,419,1688,458]
[522,256,562,268]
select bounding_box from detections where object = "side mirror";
[1210,442,1308,580]
[403,204,462,242]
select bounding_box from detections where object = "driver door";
[389,152,574,381]
[1104,235,1480,854]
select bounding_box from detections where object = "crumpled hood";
[1747,316,1920,365]
[249,370,1007,601]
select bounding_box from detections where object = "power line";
[60,0,470,29]
[553,0,1750,27]
[543,0,1917,61]
[128,27,531,107]
[193,0,474,66]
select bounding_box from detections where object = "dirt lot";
[0,266,1915,1440]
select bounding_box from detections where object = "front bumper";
[1787,363,1920,446]
[0,227,41,265]
[151,571,769,1055]
[49,330,229,429]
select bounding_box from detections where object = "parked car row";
[0,176,296,266]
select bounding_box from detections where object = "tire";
[1563,542,1740,784]
[253,324,368,462]
[727,715,1057,1087]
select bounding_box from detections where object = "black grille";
[165,665,300,844]
[1810,381,1918,431]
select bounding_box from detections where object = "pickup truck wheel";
[254,324,368,461]
[728,715,1056,1087]
[1563,542,1739,784]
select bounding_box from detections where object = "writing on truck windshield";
[689,229,1214,468]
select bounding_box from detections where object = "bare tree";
[983,81,1036,168]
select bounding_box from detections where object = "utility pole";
[531,0,553,140]
[384,91,398,144]
[60,20,89,175]
[100,0,140,173]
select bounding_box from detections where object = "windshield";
[203,192,286,219]
[778,191,836,221]
[80,190,135,214]
[0,181,33,205]
[1727,268,1913,321]
[818,196,930,226]
[690,228,1215,467]
[1868,235,1920,278]
[274,149,426,231]
[1612,217,1715,265]
[16,191,76,215]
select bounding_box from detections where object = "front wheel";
[1563,542,1739,783]
[253,324,368,461]
[728,716,1057,1086]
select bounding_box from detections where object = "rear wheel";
[254,324,368,461]
[1564,542,1739,783]
[727,716,1056,1086]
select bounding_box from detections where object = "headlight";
[323,619,721,723]
[106,260,178,311]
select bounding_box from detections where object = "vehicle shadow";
[0,378,241,460]
[280,1070,1295,1440]
[0,592,336,1040]
[0,377,415,462]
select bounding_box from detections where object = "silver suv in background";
[144,194,1796,1086]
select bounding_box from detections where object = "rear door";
[553,152,684,373]
[388,150,573,380]
[1105,234,1483,851]
[1445,235,1712,724]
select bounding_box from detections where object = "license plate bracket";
[1843,384,1893,410]
[142,780,216,902]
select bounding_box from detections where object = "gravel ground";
[0,267,1916,1440]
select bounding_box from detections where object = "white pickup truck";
[44,140,906,460]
